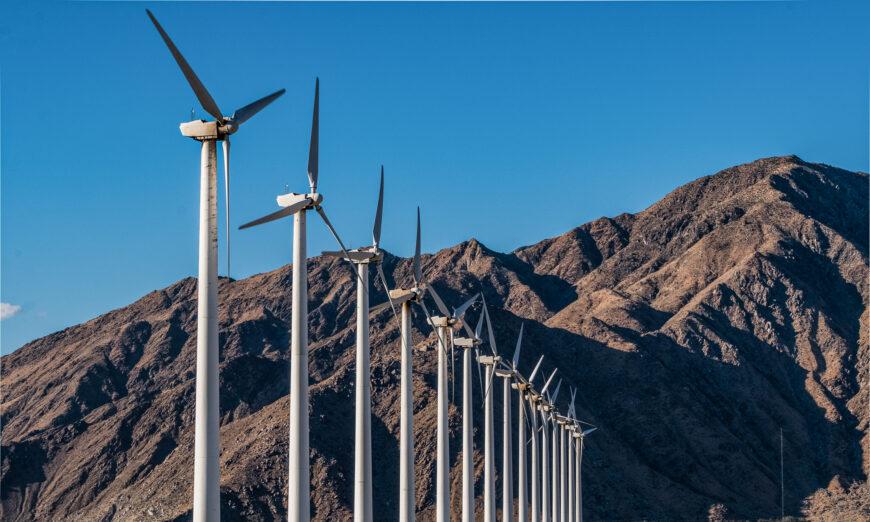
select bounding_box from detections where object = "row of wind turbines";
[146,9,597,522]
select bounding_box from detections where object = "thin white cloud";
[1,303,22,320]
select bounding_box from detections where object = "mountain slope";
[1,156,867,521]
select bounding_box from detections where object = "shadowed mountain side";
[1,156,866,521]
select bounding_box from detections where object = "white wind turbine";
[429,291,479,522]
[493,322,527,521]
[548,380,563,522]
[239,78,363,522]
[369,207,448,522]
[574,425,597,522]
[476,298,504,522]
[320,167,390,522]
[450,303,486,522]
[521,355,546,522]
[565,388,577,522]
[537,369,558,522]
[146,11,284,522]
[556,402,572,522]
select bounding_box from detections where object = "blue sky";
[1,1,868,353]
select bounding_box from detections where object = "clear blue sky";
[1,1,868,353]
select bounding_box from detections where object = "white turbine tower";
[146,11,284,522]
[537,369,558,522]
[476,299,501,522]
[556,410,569,522]
[548,380,562,522]
[574,425,596,522]
[522,355,546,522]
[321,167,390,522]
[566,389,577,522]
[494,323,526,521]
[240,78,362,522]
[429,290,479,522]
[370,208,451,522]
[451,305,486,522]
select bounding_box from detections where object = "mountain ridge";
[1,155,867,521]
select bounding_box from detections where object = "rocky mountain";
[1,156,867,521]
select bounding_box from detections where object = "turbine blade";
[482,362,497,402]
[232,89,286,126]
[474,307,485,341]
[450,330,455,403]
[529,397,539,429]
[222,137,231,277]
[482,296,499,357]
[528,354,544,383]
[551,379,562,404]
[512,322,524,369]
[239,198,310,229]
[145,10,223,123]
[569,387,577,418]
[459,316,476,340]
[475,348,485,399]
[520,392,535,435]
[541,368,557,394]
[307,78,319,193]
[315,206,368,292]
[418,299,449,363]
[376,263,399,321]
[372,166,384,249]
[413,207,422,285]
[427,285,451,318]
[453,293,479,322]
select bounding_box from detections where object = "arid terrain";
[1,156,867,521]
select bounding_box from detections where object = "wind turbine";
[476,299,504,522]
[556,407,571,522]
[573,425,597,522]
[451,304,486,522]
[536,369,558,522]
[370,207,445,522]
[566,389,577,522]
[494,323,526,521]
[145,11,284,522]
[320,168,389,522]
[548,380,563,522]
[521,355,546,522]
[429,290,479,522]
[239,78,359,522]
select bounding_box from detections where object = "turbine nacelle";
[452,336,478,349]
[478,354,501,366]
[277,192,322,208]
[178,117,253,140]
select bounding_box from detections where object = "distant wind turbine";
[566,388,577,522]
[537,369,558,522]
[574,425,597,522]
[145,10,284,522]
[549,380,562,522]
[451,301,486,522]
[523,355,546,522]
[429,291,478,522]
[477,297,504,522]
[321,167,390,522]
[239,79,360,522]
[370,208,445,522]
[494,323,527,521]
